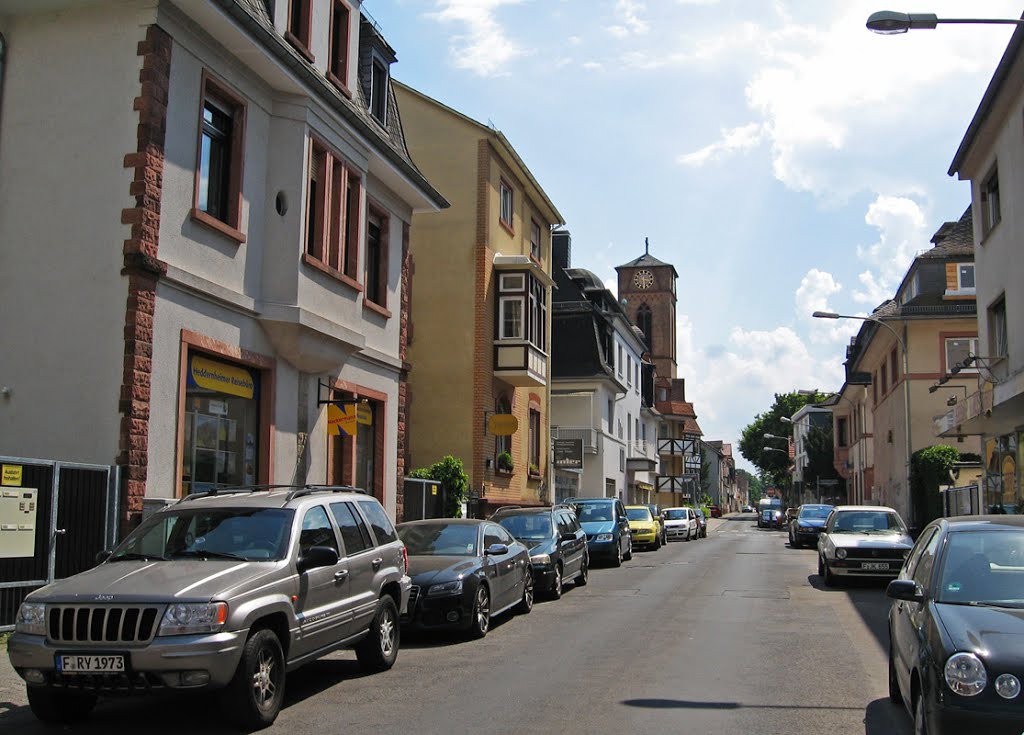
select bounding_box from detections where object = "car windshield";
[664,509,688,520]
[830,511,905,534]
[496,514,553,541]
[398,523,479,556]
[576,504,614,522]
[110,507,294,562]
[799,507,832,520]
[937,529,1024,606]
[626,507,653,521]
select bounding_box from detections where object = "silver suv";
[7,485,410,730]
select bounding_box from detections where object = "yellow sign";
[488,414,519,436]
[190,355,255,399]
[2,465,22,487]
[356,404,372,426]
[328,404,357,436]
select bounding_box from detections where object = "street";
[0,514,912,734]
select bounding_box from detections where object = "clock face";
[633,270,655,289]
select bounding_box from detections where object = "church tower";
[615,238,679,380]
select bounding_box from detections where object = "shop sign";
[2,465,22,487]
[553,439,583,469]
[189,355,255,399]
[356,404,373,426]
[328,404,357,436]
[488,414,518,436]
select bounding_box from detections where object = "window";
[357,500,398,544]
[617,345,623,376]
[328,1,351,91]
[890,347,899,383]
[286,0,313,59]
[529,409,541,471]
[981,166,1001,235]
[499,180,513,230]
[990,297,1008,357]
[500,297,523,339]
[945,337,979,373]
[369,57,388,124]
[881,364,888,395]
[627,356,633,386]
[483,526,503,552]
[299,506,337,555]
[606,399,613,430]
[956,264,975,292]
[495,396,512,460]
[619,448,625,472]
[526,277,547,349]
[330,502,372,555]
[837,417,848,447]
[530,219,541,260]
[636,305,653,352]
[194,74,246,240]
[627,414,632,443]
[901,272,920,304]
[305,138,361,281]
[365,204,389,308]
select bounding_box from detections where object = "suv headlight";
[426,580,463,597]
[945,652,987,696]
[15,602,46,636]
[158,602,228,636]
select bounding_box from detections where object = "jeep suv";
[7,485,410,730]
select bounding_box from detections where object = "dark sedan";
[491,505,588,599]
[888,516,1024,735]
[397,519,534,639]
[788,503,833,548]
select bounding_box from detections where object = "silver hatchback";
[7,486,410,729]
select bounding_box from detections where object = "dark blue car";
[570,498,632,567]
[788,503,834,548]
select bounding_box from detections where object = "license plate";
[862,562,889,571]
[56,654,126,673]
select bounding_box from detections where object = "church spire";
[645,237,649,255]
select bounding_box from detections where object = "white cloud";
[678,122,765,167]
[853,195,929,304]
[428,0,526,76]
[607,0,649,38]
[568,35,582,45]
[582,61,605,72]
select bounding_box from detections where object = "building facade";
[392,81,563,517]
[0,0,446,535]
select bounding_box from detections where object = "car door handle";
[334,570,349,582]
[372,557,383,570]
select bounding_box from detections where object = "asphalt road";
[0,513,914,734]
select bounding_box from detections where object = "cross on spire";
[645,237,649,255]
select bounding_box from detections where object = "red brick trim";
[118,25,171,536]
[396,222,412,520]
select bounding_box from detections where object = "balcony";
[493,339,547,387]
[655,474,698,500]
[551,426,598,454]
[627,440,655,472]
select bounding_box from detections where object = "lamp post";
[866,11,1024,34]
[814,310,913,519]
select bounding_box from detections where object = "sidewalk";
[0,638,30,712]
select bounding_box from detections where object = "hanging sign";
[328,404,357,436]
[356,404,373,426]
[488,414,519,436]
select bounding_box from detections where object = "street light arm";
[867,11,1024,34]
[812,311,906,351]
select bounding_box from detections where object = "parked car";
[757,497,782,528]
[742,504,755,514]
[625,505,662,550]
[646,504,668,546]
[8,486,410,729]
[491,505,588,599]
[663,507,698,541]
[691,506,708,538]
[788,503,834,548]
[397,518,533,639]
[708,505,722,518]
[571,498,633,566]
[816,505,913,587]
[887,516,1024,734]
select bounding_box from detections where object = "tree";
[737,469,762,503]
[738,392,805,493]
[801,423,841,500]
[408,455,468,518]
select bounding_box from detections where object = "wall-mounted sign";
[2,465,22,487]
[488,414,519,436]
[356,404,373,426]
[188,355,256,399]
[553,439,583,469]
[0,487,37,558]
[328,404,357,436]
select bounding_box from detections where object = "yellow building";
[394,82,564,516]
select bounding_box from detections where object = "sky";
[367,0,1020,472]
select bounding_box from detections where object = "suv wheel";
[469,584,491,639]
[224,627,285,730]
[515,569,534,614]
[355,596,400,673]
[27,688,97,724]
[550,564,563,600]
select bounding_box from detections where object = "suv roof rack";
[285,485,368,502]
[176,484,368,505]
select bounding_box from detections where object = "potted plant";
[528,462,540,477]
[496,451,513,473]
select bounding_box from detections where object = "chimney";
[552,229,571,270]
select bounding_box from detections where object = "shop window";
[182,353,260,494]
[329,391,383,501]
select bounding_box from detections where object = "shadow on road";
[864,697,912,734]
[804,573,893,655]
[621,698,863,712]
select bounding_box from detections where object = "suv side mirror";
[298,545,339,573]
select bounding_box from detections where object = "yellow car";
[625,505,662,550]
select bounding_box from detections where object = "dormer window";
[957,263,974,291]
[370,56,388,124]
[900,272,920,305]
[286,0,314,62]
[328,0,352,93]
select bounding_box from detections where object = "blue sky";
[368,0,1019,472]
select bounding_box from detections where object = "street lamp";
[866,11,1024,34]
[763,447,788,454]
[813,310,912,518]
[764,433,787,442]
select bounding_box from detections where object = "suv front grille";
[48,606,162,645]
